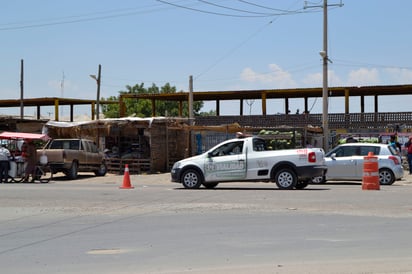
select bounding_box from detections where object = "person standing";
[24,140,37,182]
[345,135,358,143]
[389,135,401,155]
[405,136,412,175]
[0,144,11,183]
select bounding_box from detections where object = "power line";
[0,4,171,31]
[193,0,308,80]
[0,1,307,32]
[333,59,412,70]
[237,0,296,12]
[156,0,307,17]
[197,0,275,16]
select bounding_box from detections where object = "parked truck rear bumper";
[296,165,327,180]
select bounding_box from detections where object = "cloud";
[301,72,321,87]
[240,64,347,89]
[240,64,296,88]
[300,69,343,87]
[236,63,412,91]
[347,68,380,86]
[302,67,412,87]
[384,67,412,84]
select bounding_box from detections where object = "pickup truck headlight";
[172,161,181,170]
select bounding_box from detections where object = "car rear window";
[359,146,380,156]
[327,145,383,157]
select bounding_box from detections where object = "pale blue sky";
[1,0,411,119]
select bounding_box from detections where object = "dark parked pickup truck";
[38,138,107,179]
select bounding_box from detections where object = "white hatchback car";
[312,143,404,185]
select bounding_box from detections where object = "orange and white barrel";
[362,152,380,190]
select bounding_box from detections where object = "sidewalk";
[401,172,412,184]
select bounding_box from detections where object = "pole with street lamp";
[90,64,101,120]
[321,0,329,152]
[305,0,343,151]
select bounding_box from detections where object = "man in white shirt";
[0,144,11,183]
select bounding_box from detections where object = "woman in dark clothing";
[23,140,37,182]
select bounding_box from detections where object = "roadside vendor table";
[8,157,26,183]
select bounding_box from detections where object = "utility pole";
[188,75,194,156]
[188,75,194,125]
[61,71,65,118]
[20,59,24,119]
[305,0,343,152]
[321,0,329,152]
[90,64,101,120]
[96,64,101,120]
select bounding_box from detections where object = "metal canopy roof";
[119,85,412,101]
[118,84,412,116]
[0,97,114,108]
[1,84,411,119]
[0,97,117,121]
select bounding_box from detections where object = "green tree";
[199,109,217,116]
[101,83,204,118]
[101,95,120,118]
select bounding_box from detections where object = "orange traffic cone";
[120,164,134,189]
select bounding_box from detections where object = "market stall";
[0,131,51,183]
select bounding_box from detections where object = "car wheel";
[67,162,78,180]
[295,180,309,189]
[379,168,395,185]
[202,182,219,189]
[311,175,326,184]
[275,168,297,190]
[181,169,202,189]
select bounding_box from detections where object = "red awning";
[0,131,50,141]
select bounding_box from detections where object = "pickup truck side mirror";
[330,153,337,160]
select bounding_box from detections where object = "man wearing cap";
[405,137,412,174]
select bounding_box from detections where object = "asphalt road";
[1,172,412,274]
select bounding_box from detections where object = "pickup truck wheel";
[181,169,202,189]
[275,168,297,190]
[203,182,219,189]
[67,162,78,180]
[95,163,107,176]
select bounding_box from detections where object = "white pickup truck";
[171,136,327,189]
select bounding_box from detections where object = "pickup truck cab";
[171,136,327,189]
[39,138,107,179]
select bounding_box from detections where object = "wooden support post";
[261,92,267,116]
[54,99,59,121]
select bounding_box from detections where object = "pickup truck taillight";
[389,155,400,165]
[308,151,316,163]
